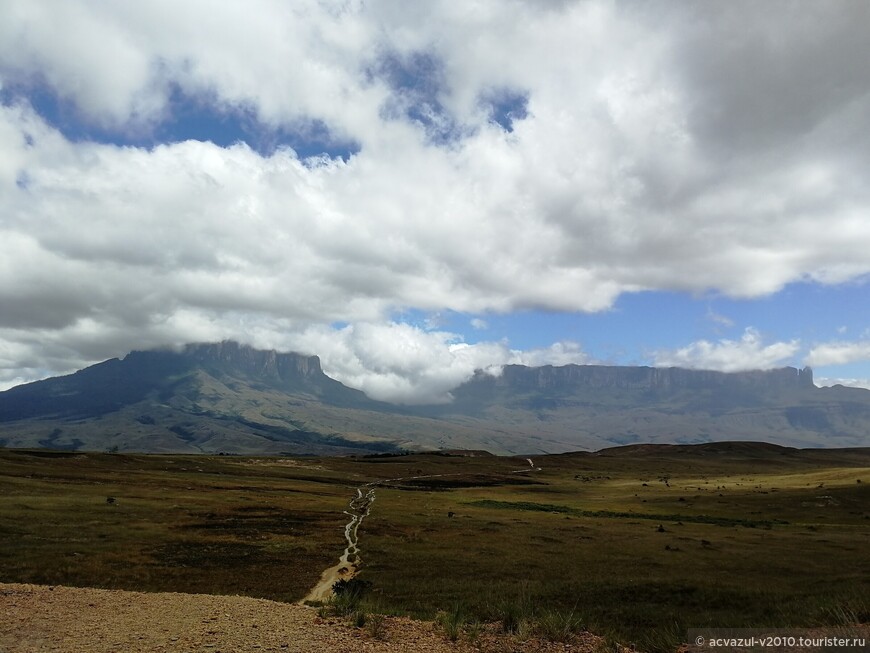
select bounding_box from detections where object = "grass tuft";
[495,588,535,635]
[436,602,466,641]
[535,606,585,642]
[632,620,684,653]
[366,612,388,640]
[821,595,870,626]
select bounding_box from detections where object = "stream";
[301,458,539,602]
[302,487,375,603]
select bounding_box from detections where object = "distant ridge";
[587,441,800,457]
[0,342,868,454]
[573,441,870,466]
[444,363,816,415]
[471,363,814,391]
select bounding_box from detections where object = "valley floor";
[0,583,604,653]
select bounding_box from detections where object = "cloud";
[815,377,870,391]
[508,341,591,368]
[653,328,800,372]
[806,341,870,367]
[1,2,870,394]
[705,307,734,329]
[276,323,590,404]
[470,318,488,330]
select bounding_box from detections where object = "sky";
[1,1,870,404]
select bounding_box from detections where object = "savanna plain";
[1,444,868,652]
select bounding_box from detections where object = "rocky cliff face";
[177,341,324,382]
[483,364,815,393]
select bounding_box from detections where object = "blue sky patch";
[480,88,529,132]
[396,280,870,380]
[374,51,467,145]
[1,80,359,160]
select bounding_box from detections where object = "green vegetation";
[328,578,372,618]
[1,444,868,652]
[350,447,870,651]
[467,499,789,527]
[435,602,467,641]
[536,606,586,642]
[0,449,354,601]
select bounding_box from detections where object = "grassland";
[1,444,868,651]
[0,449,362,601]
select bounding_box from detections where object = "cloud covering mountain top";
[2,1,870,400]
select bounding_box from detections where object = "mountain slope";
[426,363,870,449]
[0,342,403,455]
[1,342,870,454]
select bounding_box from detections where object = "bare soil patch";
[0,583,603,653]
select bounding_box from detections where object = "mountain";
[0,342,397,455]
[426,363,870,450]
[1,342,869,454]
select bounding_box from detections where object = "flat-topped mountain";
[475,363,814,391]
[445,363,816,414]
[0,342,393,455]
[0,342,868,454]
[0,341,376,422]
[169,341,376,408]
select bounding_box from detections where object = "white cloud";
[815,377,870,391]
[653,328,800,372]
[276,323,588,404]
[705,308,735,328]
[1,2,870,394]
[508,341,591,368]
[470,318,488,330]
[806,341,870,367]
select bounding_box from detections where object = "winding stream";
[302,458,539,602]
[302,486,375,603]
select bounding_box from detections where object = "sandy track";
[1,583,603,653]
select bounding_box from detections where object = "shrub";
[332,577,372,599]
[329,578,372,616]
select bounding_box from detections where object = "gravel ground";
[0,583,605,653]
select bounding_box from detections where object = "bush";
[332,577,372,599]
[325,578,372,617]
